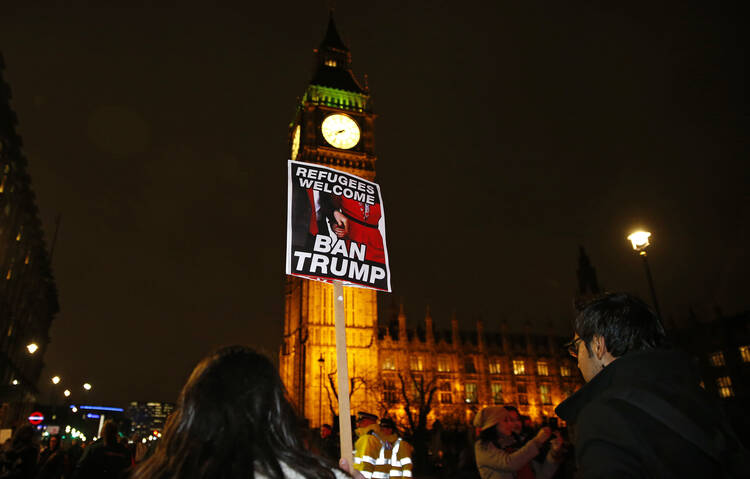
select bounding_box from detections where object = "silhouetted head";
[571,292,667,381]
[133,346,335,479]
[574,292,666,357]
[101,420,118,445]
[11,423,34,449]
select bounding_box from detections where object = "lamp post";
[318,354,325,428]
[50,376,62,419]
[627,231,662,320]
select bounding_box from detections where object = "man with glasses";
[555,292,749,478]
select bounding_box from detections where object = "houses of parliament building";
[279,14,583,430]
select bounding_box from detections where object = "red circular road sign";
[28,412,44,425]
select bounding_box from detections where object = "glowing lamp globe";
[627,231,651,251]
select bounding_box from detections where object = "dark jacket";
[555,349,749,478]
[71,441,131,479]
[0,444,38,479]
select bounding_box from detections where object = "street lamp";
[26,343,39,354]
[318,354,325,428]
[51,376,61,385]
[63,389,71,397]
[83,383,92,391]
[627,230,662,320]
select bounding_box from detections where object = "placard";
[286,160,391,292]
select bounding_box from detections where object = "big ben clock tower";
[281,13,380,428]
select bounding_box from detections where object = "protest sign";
[285,160,391,292]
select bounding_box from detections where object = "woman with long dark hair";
[131,346,350,479]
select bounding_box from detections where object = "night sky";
[0,2,746,405]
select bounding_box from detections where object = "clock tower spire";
[289,11,376,180]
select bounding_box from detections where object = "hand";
[533,426,552,446]
[550,431,563,453]
[332,210,349,239]
[339,458,366,479]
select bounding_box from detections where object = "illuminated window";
[699,381,705,389]
[24,252,29,265]
[709,351,726,367]
[560,365,571,377]
[5,268,10,280]
[0,175,6,193]
[409,374,423,399]
[437,355,451,372]
[491,383,503,404]
[513,360,525,375]
[465,383,477,403]
[464,357,476,374]
[536,361,549,376]
[488,358,502,374]
[439,381,452,404]
[325,59,337,67]
[382,357,395,370]
[517,383,528,405]
[539,384,551,404]
[410,355,423,371]
[739,346,750,363]
[383,378,398,403]
[716,377,734,398]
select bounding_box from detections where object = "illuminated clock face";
[291,125,300,160]
[321,114,360,149]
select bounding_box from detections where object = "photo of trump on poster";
[286,160,392,292]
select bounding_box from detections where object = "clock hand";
[336,129,345,134]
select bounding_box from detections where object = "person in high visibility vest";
[353,412,390,479]
[378,418,413,478]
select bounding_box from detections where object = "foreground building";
[0,53,59,428]
[279,16,582,430]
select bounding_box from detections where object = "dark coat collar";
[555,349,698,424]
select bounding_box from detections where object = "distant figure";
[36,435,67,479]
[318,424,339,462]
[501,407,527,444]
[72,421,131,479]
[352,412,387,479]
[473,406,561,479]
[0,423,38,479]
[377,418,413,479]
[556,292,750,478]
[65,439,83,470]
[131,345,348,479]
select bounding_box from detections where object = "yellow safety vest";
[388,437,414,478]
[354,427,391,479]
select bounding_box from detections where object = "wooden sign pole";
[333,279,353,467]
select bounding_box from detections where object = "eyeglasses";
[564,337,584,358]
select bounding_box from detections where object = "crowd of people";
[2,292,749,478]
[0,421,154,479]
